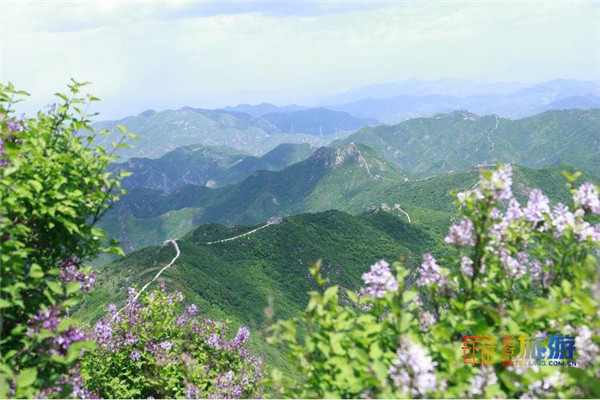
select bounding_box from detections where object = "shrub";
[81,284,264,399]
[268,165,600,398]
[0,81,131,397]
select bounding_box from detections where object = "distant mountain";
[93,107,342,160]
[534,95,600,113]
[261,108,376,135]
[324,79,600,123]
[341,109,600,176]
[111,143,316,192]
[317,78,524,105]
[222,102,306,116]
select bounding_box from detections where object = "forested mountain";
[80,210,443,325]
[93,107,360,160]
[342,109,600,176]
[111,143,316,191]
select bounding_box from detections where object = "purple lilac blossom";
[487,164,513,201]
[551,203,575,235]
[444,217,476,246]
[361,260,399,298]
[186,304,199,316]
[59,257,97,293]
[159,340,172,351]
[130,350,142,361]
[388,337,437,397]
[460,257,474,277]
[524,189,551,225]
[573,183,600,214]
[184,383,199,399]
[233,326,250,347]
[416,253,445,287]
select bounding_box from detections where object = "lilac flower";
[551,203,575,235]
[207,334,222,349]
[233,326,250,348]
[159,340,172,351]
[127,286,137,300]
[486,164,513,201]
[419,311,436,332]
[93,320,114,350]
[505,198,524,221]
[361,260,399,298]
[106,303,117,315]
[445,217,476,246]
[27,305,60,334]
[176,314,188,326]
[469,365,498,396]
[524,189,550,225]
[416,253,445,287]
[186,304,199,316]
[388,337,437,396]
[184,383,199,399]
[59,257,97,293]
[530,259,543,281]
[460,257,474,277]
[573,182,600,214]
[51,327,89,355]
[158,281,166,292]
[500,250,527,279]
[574,222,600,242]
[130,349,142,361]
[124,332,138,346]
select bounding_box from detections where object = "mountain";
[99,143,408,252]
[341,109,600,176]
[80,210,442,326]
[82,161,598,324]
[534,95,600,113]
[93,107,337,160]
[324,79,600,123]
[99,135,595,255]
[316,78,524,105]
[111,143,316,191]
[261,108,376,135]
[222,103,306,116]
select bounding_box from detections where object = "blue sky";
[2,1,600,119]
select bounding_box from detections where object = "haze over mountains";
[94,78,599,163]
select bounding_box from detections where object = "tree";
[0,81,132,397]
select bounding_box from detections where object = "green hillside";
[93,108,351,160]
[100,143,596,254]
[342,109,600,176]
[80,210,444,326]
[112,143,316,191]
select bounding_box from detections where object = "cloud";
[3,1,599,119]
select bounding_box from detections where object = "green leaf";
[29,264,44,279]
[16,368,36,388]
[47,281,63,295]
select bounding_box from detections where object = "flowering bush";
[0,82,131,397]
[81,284,264,399]
[268,165,600,398]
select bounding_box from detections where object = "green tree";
[0,81,133,397]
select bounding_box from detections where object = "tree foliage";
[0,81,132,397]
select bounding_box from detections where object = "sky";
[2,0,600,119]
